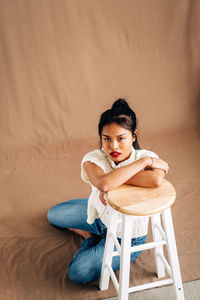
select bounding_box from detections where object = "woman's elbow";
[99,177,114,192]
[153,175,164,187]
[99,179,109,192]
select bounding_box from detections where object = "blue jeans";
[47,198,147,284]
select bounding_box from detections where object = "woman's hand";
[146,157,169,174]
[99,191,107,206]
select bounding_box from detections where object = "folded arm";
[83,157,168,192]
[83,157,149,192]
[125,168,166,188]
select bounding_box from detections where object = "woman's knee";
[68,263,87,283]
[47,205,60,226]
[47,202,70,227]
[67,243,104,284]
[47,198,88,228]
[68,260,101,284]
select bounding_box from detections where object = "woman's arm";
[83,157,168,192]
[125,168,166,188]
[99,169,166,206]
[83,157,150,192]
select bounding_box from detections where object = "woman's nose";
[110,139,119,149]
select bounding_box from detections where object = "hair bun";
[111,98,130,111]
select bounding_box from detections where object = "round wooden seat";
[106,179,176,216]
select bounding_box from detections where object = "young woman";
[47,98,169,284]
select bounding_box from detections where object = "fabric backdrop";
[0,0,200,299]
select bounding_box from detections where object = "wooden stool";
[99,179,184,300]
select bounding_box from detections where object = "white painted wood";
[110,232,121,256]
[99,193,184,300]
[118,214,132,300]
[130,240,167,253]
[154,222,166,240]
[129,278,173,293]
[162,208,185,300]
[157,253,172,277]
[151,213,166,278]
[99,209,118,290]
[106,264,119,293]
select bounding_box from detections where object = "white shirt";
[81,146,159,238]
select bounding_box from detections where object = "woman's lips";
[110,152,121,157]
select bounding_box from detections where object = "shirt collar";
[100,146,136,169]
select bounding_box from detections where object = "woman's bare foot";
[67,227,94,239]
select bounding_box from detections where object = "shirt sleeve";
[81,150,106,184]
[135,149,159,171]
[135,149,159,160]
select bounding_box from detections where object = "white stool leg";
[151,213,165,278]
[162,208,184,300]
[99,210,118,290]
[118,214,132,300]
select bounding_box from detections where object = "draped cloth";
[0,1,200,299]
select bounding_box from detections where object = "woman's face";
[101,122,136,165]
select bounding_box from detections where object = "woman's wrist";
[145,157,153,168]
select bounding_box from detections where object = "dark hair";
[98,98,141,149]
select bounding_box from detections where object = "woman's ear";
[133,129,138,141]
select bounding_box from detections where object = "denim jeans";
[47,198,147,284]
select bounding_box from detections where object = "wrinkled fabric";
[0,0,200,299]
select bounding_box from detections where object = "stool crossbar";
[99,180,184,300]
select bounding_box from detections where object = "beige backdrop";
[0,1,200,299]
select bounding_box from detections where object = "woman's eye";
[104,137,125,142]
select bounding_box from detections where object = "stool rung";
[155,222,166,240]
[131,240,167,253]
[129,278,173,293]
[113,251,120,257]
[112,240,167,257]
[105,264,119,292]
[109,232,121,256]
[157,253,172,277]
